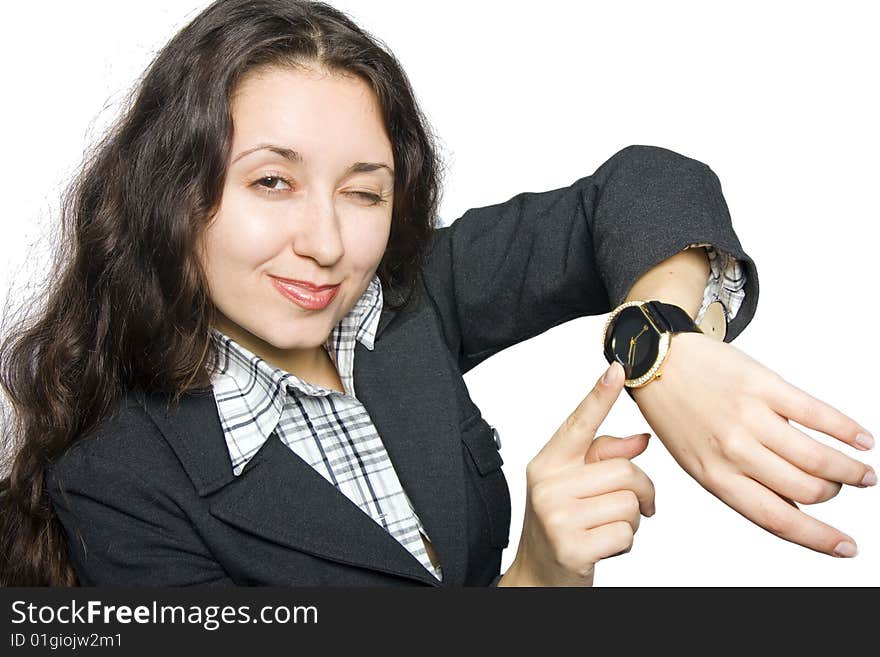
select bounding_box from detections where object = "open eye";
[254,175,291,193]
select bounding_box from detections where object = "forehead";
[229,66,392,163]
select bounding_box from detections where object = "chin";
[259,323,333,351]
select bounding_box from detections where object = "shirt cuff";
[684,243,748,327]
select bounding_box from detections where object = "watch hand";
[628,325,649,366]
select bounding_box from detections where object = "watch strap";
[643,301,703,336]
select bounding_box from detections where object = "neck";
[214,314,333,384]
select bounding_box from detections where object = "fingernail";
[623,432,651,440]
[855,432,874,449]
[602,361,620,386]
[860,469,877,487]
[833,541,858,558]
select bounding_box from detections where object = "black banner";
[0,587,870,653]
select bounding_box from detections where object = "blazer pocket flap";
[460,416,503,475]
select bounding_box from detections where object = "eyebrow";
[232,143,394,177]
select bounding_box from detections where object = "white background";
[1,0,876,586]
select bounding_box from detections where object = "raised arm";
[419,144,759,374]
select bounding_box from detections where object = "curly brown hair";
[0,0,446,585]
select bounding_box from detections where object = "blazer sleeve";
[419,144,760,374]
[46,443,235,587]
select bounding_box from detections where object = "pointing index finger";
[545,361,625,466]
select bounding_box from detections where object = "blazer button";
[491,426,502,449]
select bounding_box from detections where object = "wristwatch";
[601,299,715,398]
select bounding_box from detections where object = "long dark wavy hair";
[0,0,445,586]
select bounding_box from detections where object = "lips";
[270,276,340,310]
[270,276,339,291]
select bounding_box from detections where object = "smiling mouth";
[271,277,340,310]
[269,275,340,291]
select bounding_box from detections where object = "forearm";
[623,246,709,320]
[622,246,712,407]
[494,561,594,587]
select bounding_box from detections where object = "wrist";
[603,300,706,399]
[497,559,543,587]
[623,247,709,320]
[497,558,595,587]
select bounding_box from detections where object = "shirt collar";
[323,272,383,355]
[209,273,384,475]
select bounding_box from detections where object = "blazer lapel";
[354,304,468,585]
[139,298,467,587]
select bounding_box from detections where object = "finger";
[549,457,655,517]
[764,377,874,451]
[755,405,877,489]
[579,520,635,562]
[568,489,643,535]
[732,432,842,505]
[544,361,625,465]
[710,472,859,558]
[585,433,651,464]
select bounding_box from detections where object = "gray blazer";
[46,145,760,587]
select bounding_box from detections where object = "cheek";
[202,196,284,276]
[346,215,392,268]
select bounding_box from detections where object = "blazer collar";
[138,298,468,587]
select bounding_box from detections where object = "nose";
[291,195,345,266]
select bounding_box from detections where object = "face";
[200,65,394,369]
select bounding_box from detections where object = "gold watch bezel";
[601,300,671,389]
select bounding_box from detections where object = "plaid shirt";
[208,245,745,584]
[692,244,746,326]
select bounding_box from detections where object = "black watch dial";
[604,306,661,381]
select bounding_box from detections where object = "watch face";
[604,306,661,380]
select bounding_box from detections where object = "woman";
[0,0,873,586]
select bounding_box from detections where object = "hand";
[631,331,875,558]
[500,360,655,587]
